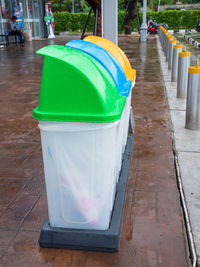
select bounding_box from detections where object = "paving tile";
[136,169,177,193]
[0,193,39,230]
[0,155,28,170]
[0,178,27,205]
[21,196,48,231]
[0,167,37,179]
[170,110,200,152]
[0,230,40,267]
[157,191,183,225]
[22,173,46,196]
[131,223,188,267]
[21,151,43,170]
[0,206,7,217]
[0,229,16,247]
[0,142,38,156]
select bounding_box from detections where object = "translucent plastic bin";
[39,120,119,230]
[33,45,126,231]
[115,86,132,182]
[122,79,135,153]
[114,109,125,181]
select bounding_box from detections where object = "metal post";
[161,30,166,50]
[102,0,118,44]
[164,34,171,57]
[166,35,174,62]
[164,33,170,56]
[168,40,177,70]
[140,0,147,42]
[171,44,183,82]
[185,59,200,130]
[72,0,75,13]
[160,26,168,51]
[159,26,165,50]
[158,0,161,11]
[177,48,191,99]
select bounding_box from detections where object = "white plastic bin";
[39,120,119,230]
[122,80,135,153]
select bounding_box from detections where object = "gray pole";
[158,0,161,11]
[166,36,174,62]
[168,40,177,70]
[185,59,200,130]
[163,33,170,56]
[140,0,148,42]
[102,0,118,44]
[177,49,191,99]
[171,44,183,82]
[72,0,74,13]
[159,26,167,51]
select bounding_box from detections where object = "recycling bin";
[84,36,136,153]
[33,45,126,231]
[65,39,132,187]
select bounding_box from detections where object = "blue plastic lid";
[65,40,132,97]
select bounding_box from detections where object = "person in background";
[7,16,25,45]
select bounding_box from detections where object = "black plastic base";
[39,135,133,252]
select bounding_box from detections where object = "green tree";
[123,0,138,34]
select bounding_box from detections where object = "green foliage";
[118,0,126,10]
[51,0,89,13]
[53,10,200,33]
[53,12,94,32]
[145,10,200,30]
[148,0,200,10]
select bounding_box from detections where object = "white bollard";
[168,40,177,70]
[164,33,170,57]
[159,26,167,50]
[171,43,183,82]
[185,59,200,130]
[166,35,174,62]
[177,47,191,99]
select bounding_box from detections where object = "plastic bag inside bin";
[39,121,118,230]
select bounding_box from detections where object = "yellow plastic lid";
[169,40,177,44]
[84,35,136,82]
[179,47,191,57]
[160,26,167,33]
[167,36,174,40]
[188,58,200,74]
[174,45,183,49]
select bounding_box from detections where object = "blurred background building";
[0,0,48,38]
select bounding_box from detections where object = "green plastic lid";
[33,45,126,123]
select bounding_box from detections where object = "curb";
[184,35,200,48]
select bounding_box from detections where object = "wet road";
[0,35,189,266]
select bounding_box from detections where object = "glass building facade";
[0,0,47,39]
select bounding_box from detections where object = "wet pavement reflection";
[0,35,189,266]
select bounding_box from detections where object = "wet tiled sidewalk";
[0,36,190,266]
